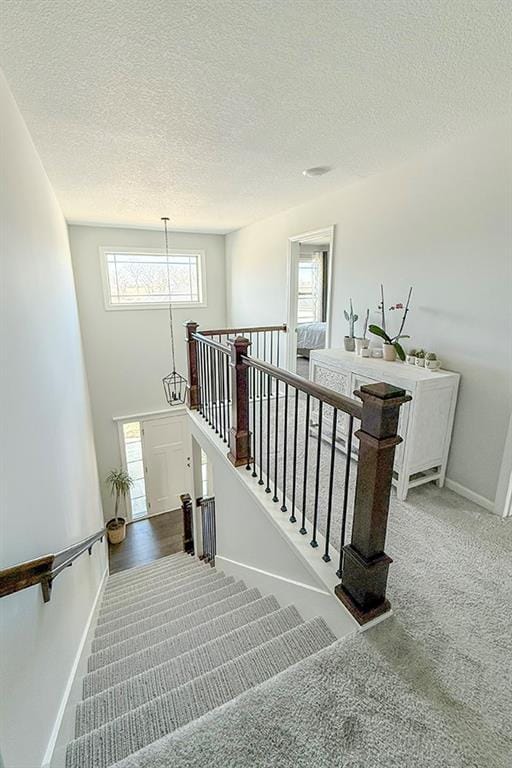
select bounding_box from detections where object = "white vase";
[406,355,416,365]
[426,359,441,371]
[415,357,425,367]
[355,338,369,355]
[382,343,397,362]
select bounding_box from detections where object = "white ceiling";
[0,0,510,234]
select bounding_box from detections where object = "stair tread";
[104,558,200,595]
[76,605,303,735]
[91,577,240,653]
[95,572,225,636]
[66,618,335,768]
[106,552,190,583]
[99,566,213,616]
[88,586,259,672]
[84,594,279,696]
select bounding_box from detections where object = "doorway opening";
[121,421,148,519]
[286,227,334,377]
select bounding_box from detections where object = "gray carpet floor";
[168,392,511,768]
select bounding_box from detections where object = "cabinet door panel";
[311,363,351,438]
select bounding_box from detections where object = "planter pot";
[344,336,355,352]
[355,338,369,355]
[406,355,416,365]
[415,357,425,367]
[360,347,371,358]
[371,348,383,358]
[382,343,397,362]
[426,360,441,371]
[106,518,126,544]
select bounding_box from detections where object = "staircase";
[65,552,336,768]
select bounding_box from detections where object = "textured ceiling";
[0,0,510,233]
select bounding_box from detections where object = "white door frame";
[286,226,335,372]
[114,406,191,523]
[495,415,512,517]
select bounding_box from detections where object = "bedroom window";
[100,248,206,310]
[297,253,324,323]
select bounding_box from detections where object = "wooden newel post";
[180,493,194,555]
[335,382,411,624]
[184,321,200,409]
[227,336,252,467]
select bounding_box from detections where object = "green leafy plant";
[408,348,417,357]
[416,349,425,359]
[426,352,437,361]
[369,285,413,361]
[343,299,358,338]
[105,469,133,525]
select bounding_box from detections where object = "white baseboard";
[445,478,495,513]
[41,567,108,768]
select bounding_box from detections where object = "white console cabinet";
[309,349,460,501]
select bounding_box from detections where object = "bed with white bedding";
[296,321,326,357]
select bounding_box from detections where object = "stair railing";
[184,321,410,624]
[197,496,216,566]
[0,528,105,603]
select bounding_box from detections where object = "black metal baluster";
[212,347,218,433]
[265,373,271,493]
[310,400,323,548]
[280,383,289,512]
[299,394,311,535]
[205,345,211,425]
[258,369,264,485]
[245,360,252,471]
[252,365,257,477]
[197,341,203,416]
[217,349,224,441]
[323,409,338,562]
[225,351,231,434]
[272,376,279,502]
[223,352,229,443]
[337,415,354,578]
[289,388,299,523]
[209,346,214,428]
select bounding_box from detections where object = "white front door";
[142,415,192,516]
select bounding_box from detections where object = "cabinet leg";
[396,475,409,502]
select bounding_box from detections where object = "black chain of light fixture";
[161,216,187,406]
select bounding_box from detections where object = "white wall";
[68,225,227,518]
[226,120,512,505]
[0,73,106,767]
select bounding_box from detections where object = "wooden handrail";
[0,528,105,603]
[200,323,287,337]
[242,354,363,420]
[191,332,230,354]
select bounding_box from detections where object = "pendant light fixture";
[161,217,187,406]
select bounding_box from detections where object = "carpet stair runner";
[66,552,336,768]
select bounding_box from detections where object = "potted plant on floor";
[369,285,413,361]
[105,469,133,544]
[343,299,358,351]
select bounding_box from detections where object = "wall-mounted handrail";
[0,528,105,603]
[242,355,363,420]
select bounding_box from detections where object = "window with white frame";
[100,248,205,309]
[297,252,324,323]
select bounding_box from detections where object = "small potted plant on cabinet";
[406,348,417,365]
[355,309,370,355]
[425,352,441,371]
[415,350,426,367]
[343,299,358,351]
[105,469,133,544]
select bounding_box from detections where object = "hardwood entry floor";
[108,509,184,574]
